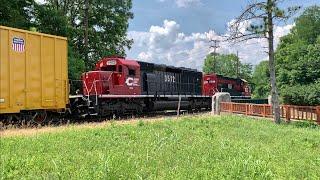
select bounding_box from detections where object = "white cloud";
[159,0,201,8]
[127,20,293,71]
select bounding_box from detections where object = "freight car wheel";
[31,111,47,125]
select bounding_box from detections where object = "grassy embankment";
[1,115,320,179]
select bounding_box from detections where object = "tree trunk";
[84,0,89,69]
[267,0,281,124]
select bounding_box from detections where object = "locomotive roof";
[138,61,199,73]
[216,74,244,82]
[204,73,245,82]
[118,58,140,67]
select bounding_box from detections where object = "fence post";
[316,106,320,125]
[263,105,266,117]
[285,105,291,123]
[245,104,248,115]
[177,95,181,117]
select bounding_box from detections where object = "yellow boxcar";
[0,26,68,114]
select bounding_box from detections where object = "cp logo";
[125,77,139,86]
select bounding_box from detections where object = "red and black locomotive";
[0,27,250,123]
[71,56,250,117]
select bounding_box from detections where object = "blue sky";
[127,0,319,70]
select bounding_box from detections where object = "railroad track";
[0,110,210,130]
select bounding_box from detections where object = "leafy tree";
[294,6,320,44]
[33,3,69,37]
[252,61,270,98]
[32,0,134,79]
[239,63,253,83]
[228,0,300,124]
[203,53,252,81]
[1,0,133,81]
[0,0,34,29]
[32,3,85,81]
[281,81,320,106]
[276,6,320,105]
[43,0,134,69]
[68,45,86,80]
[276,6,320,86]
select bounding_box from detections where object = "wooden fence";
[220,102,320,124]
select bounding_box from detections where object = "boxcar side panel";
[42,37,55,107]
[0,29,10,111]
[10,31,26,111]
[26,34,41,109]
[0,26,68,114]
[55,39,68,108]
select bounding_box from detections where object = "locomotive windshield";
[101,65,116,71]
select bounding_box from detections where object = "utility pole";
[84,0,89,69]
[236,51,240,78]
[209,39,220,73]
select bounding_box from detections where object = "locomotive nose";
[82,71,113,95]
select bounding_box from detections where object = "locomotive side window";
[118,65,122,72]
[129,69,135,76]
[102,65,116,71]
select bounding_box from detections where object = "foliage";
[203,53,252,81]
[281,81,320,106]
[294,6,320,44]
[33,3,69,37]
[252,61,270,98]
[276,6,320,105]
[1,115,320,179]
[68,46,86,80]
[227,0,300,123]
[44,0,134,68]
[0,0,133,72]
[0,0,34,29]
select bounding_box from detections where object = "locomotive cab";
[202,74,251,97]
[82,57,141,96]
[202,74,219,96]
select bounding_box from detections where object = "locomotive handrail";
[91,78,113,106]
[84,80,93,106]
[93,80,98,105]
[69,79,91,106]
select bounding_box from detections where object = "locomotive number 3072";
[165,75,175,83]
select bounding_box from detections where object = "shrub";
[281,81,320,106]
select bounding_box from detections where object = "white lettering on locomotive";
[126,77,140,86]
[106,60,117,65]
[204,80,216,84]
[165,75,175,83]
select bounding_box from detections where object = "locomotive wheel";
[31,111,47,125]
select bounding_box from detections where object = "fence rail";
[220,102,320,124]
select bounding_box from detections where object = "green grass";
[1,115,320,179]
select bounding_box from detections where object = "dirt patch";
[0,113,209,138]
